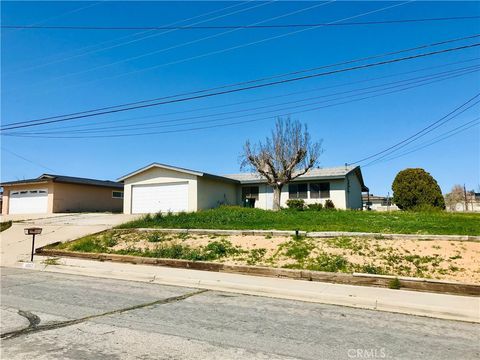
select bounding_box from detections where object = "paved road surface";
[1,268,478,360]
[0,213,137,266]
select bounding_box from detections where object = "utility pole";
[463,184,468,212]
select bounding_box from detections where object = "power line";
[3,1,104,35]
[23,56,479,133]
[361,98,480,167]
[4,15,480,30]
[350,93,480,166]
[5,32,479,129]
[12,64,479,135]
[4,0,255,76]
[5,67,477,139]
[12,1,330,94]
[2,41,479,132]
[363,118,480,167]
[1,147,57,172]
[29,0,413,97]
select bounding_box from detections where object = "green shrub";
[388,277,401,289]
[102,234,118,247]
[282,237,315,262]
[203,239,241,260]
[392,168,445,210]
[247,248,267,265]
[324,200,335,209]
[304,252,349,272]
[69,237,106,253]
[286,199,305,210]
[147,232,165,243]
[0,221,12,232]
[307,203,323,211]
[360,264,385,274]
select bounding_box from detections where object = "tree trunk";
[272,185,283,211]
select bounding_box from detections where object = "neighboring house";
[119,163,367,214]
[450,192,480,212]
[362,194,399,211]
[1,174,124,215]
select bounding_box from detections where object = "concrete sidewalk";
[0,213,138,267]
[22,255,480,323]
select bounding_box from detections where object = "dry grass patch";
[51,230,480,283]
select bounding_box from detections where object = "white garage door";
[9,189,48,214]
[131,183,188,214]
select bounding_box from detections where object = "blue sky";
[1,1,479,195]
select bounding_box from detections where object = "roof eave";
[52,179,123,189]
[117,162,203,181]
[1,179,51,187]
[237,175,348,184]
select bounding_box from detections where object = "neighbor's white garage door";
[9,189,48,214]
[131,183,188,214]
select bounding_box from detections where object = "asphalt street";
[1,267,479,360]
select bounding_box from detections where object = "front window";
[310,182,330,199]
[242,186,259,200]
[289,183,308,199]
[112,191,124,199]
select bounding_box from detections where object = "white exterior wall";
[123,167,198,214]
[243,179,348,210]
[345,172,363,210]
[197,177,238,210]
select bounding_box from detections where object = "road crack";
[18,310,41,328]
[1,289,208,340]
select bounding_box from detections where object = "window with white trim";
[310,182,330,199]
[289,183,308,199]
[112,191,124,199]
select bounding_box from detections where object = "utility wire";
[5,0,254,76]
[26,56,479,133]
[1,147,57,172]
[352,93,480,166]
[14,1,329,93]
[41,0,411,96]
[363,118,480,167]
[5,67,477,139]
[2,1,104,35]
[5,32,479,129]
[4,15,479,30]
[14,64,479,135]
[2,41,479,132]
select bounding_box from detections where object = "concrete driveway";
[0,213,138,267]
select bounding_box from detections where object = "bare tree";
[444,184,464,211]
[241,117,323,210]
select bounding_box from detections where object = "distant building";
[362,194,399,211]
[449,192,480,212]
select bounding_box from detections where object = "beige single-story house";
[119,163,368,214]
[1,174,124,215]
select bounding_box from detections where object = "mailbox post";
[24,227,42,262]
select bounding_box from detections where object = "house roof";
[117,163,240,184]
[1,174,123,189]
[118,163,368,190]
[224,165,368,191]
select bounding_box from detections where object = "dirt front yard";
[51,230,480,284]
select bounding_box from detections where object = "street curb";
[114,228,480,241]
[36,248,480,296]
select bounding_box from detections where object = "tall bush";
[392,168,445,210]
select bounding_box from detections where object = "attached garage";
[9,189,48,214]
[1,174,124,215]
[119,163,239,214]
[131,183,188,214]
